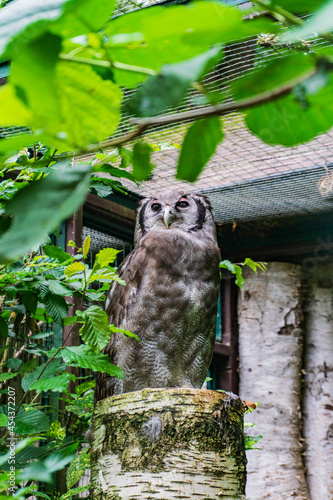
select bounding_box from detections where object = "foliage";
[220,259,267,288]
[0,0,331,260]
[0,0,331,496]
[0,233,135,497]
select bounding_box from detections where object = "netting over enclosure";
[86,0,333,234]
[1,0,332,241]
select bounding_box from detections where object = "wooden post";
[91,388,246,500]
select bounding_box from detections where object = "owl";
[95,190,221,402]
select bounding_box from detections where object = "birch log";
[303,264,333,498]
[238,262,310,500]
[90,388,246,500]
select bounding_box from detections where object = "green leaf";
[65,391,93,416]
[90,181,113,198]
[89,268,126,285]
[125,46,221,117]
[64,261,85,278]
[7,357,22,371]
[106,1,265,87]
[110,324,140,342]
[18,443,78,483]
[93,247,120,270]
[0,84,32,126]
[0,414,8,427]
[219,260,245,288]
[245,74,333,146]
[242,258,267,274]
[21,358,65,392]
[20,358,39,377]
[0,0,66,57]
[60,485,89,500]
[22,490,51,500]
[55,61,122,150]
[119,148,133,169]
[15,408,50,434]
[51,0,116,38]
[0,0,116,58]
[0,437,41,468]
[245,434,262,450]
[234,268,245,289]
[22,290,38,314]
[64,315,77,326]
[232,53,315,101]
[10,32,62,133]
[44,293,69,325]
[83,236,90,259]
[79,305,111,352]
[270,0,326,14]
[61,344,124,378]
[176,117,223,182]
[43,245,72,263]
[0,372,17,382]
[0,316,8,338]
[93,164,138,184]
[66,448,90,489]
[132,141,154,182]
[0,133,39,162]
[0,163,91,263]
[48,281,73,296]
[75,379,95,395]
[281,0,333,42]
[18,462,53,484]
[29,373,74,393]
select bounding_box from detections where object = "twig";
[59,53,157,76]
[63,66,316,156]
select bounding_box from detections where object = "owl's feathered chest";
[140,228,220,277]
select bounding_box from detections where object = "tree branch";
[59,53,157,76]
[72,67,316,155]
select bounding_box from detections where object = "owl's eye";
[151,202,162,212]
[176,199,189,209]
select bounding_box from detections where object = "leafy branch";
[220,259,267,288]
[57,66,317,157]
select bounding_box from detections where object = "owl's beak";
[163,206,172,228]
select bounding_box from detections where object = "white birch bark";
[90,388,246,500]
[303,263,333,498]
[238,262,310,500]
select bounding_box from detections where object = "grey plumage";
[95,190,221,401]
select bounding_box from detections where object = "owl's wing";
[94,244,147,402]
[105,244,146,325]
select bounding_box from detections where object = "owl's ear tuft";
[138,198,152,234]
[193,193,213,212]
[135,196,154,246]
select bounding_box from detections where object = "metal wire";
[2,0,332,228]
[91,4,333,225]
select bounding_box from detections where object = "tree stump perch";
[91,388,246,500]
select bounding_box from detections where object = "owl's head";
[134,190,217,245]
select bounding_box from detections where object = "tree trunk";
[303,263,333,499]
[238,262,310,500]
[90,388,246,500]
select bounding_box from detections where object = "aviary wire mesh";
[93,0,333,227]
[1,1,332,229]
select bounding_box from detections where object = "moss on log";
[91,388,246,500]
